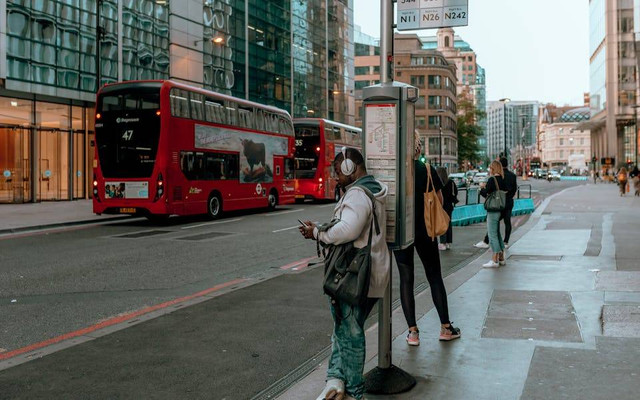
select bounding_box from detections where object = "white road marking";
[264,209,304,217]
[319,203,336,208]
[181,218,243,230]
[272,225,300,233]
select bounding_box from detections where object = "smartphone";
[298,219,308,227]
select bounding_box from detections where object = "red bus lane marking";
[0,278,246,361]
[280,256,316,271]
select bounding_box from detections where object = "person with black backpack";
[299,147,389,400]
[437,167,458,251]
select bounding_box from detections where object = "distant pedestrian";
[617,167,628,196]
[299,147,389,400]
[634,173,640,197]
[437,167,458,251]
[480,161,507,268]
[393,138,461,348]
[474,157,517,249]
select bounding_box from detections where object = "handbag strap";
[493,176,500,191]
[426,163,436,193]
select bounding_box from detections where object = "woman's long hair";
[437,167,449,186]
[489,160,504,178]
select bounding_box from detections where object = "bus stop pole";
[364,0,416,394]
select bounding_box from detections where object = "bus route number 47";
[122,130,134,141]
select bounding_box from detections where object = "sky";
[354,0,590,106]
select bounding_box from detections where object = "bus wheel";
[268,190,278,211]
[334,188,341,202]
[208,193,222,219]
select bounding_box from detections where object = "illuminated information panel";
[397,0,469,31]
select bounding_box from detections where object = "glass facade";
[589,0,607,115]
[292,0,327,117]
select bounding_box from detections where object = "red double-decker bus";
[293,118,362,202]
[92,80,296,220]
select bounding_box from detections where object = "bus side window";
[170,89,190,118]
[255,109,266,131]
[226,102,238,126]
[190,92,204,121]
[284,158,294,180]
[238,107,254,130]
[222,153,239,181]
[205,99,226,125]
[279,117,293,136]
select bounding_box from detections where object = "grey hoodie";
[313,175,390,298]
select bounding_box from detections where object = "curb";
[0,216,136,236]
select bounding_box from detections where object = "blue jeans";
[486,211,505,254]
[326,299,376,399]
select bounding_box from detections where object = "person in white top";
[299,147,388,400]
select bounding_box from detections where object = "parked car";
[465,170,479,185]
[449,173,467,188]
[473,172,489,184]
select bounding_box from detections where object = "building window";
[410,75,425,87]
[416,116,426,129]
[373,66,380,74]
[444,36,450,47]
[355,66,369,75]
[428,75,441,88]
[559,138,564,146]
[428,96,441,109]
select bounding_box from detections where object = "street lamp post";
[633,104,640,166]
[499,98,511,163]
[437,109,446,167]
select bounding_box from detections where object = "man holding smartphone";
[299,147,389,400]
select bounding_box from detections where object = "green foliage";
[457,89,485,167]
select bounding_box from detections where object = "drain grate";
[114,230,171,239]
[174,232,234,241]
[508,255,562,261]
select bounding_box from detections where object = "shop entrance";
[38,129,70,201]
[0,126,31,203]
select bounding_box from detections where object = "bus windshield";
[294,125,320,179]
[96,87,161,178]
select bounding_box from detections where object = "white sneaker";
[446,243,451,250]
[316,378,345,400]
[499,259,506,266]
[438,243,447,251]
[482,260,500,268]
[474,241,490,249]
[504,242,510,249]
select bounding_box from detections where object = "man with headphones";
[299,147,389,400]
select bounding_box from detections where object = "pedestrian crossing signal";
[420,155,426,163]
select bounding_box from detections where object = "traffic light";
[420,154,426,163]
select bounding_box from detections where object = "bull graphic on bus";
[194,124,287,183]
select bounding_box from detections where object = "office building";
[354,32,459,170]
[0,0,355,204]
[581,0,639,168]
[486,100,539,163]
[421,29,487,163]
[537,105,591,170]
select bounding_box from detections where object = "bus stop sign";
[397,0,469,31]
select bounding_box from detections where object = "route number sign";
[397,0,468,31]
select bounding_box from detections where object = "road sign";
[397,0,468,31]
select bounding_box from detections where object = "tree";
[456,88,485,168]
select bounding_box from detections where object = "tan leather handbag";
[424,165,450,240]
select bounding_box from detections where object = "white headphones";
[341,147,356,176]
